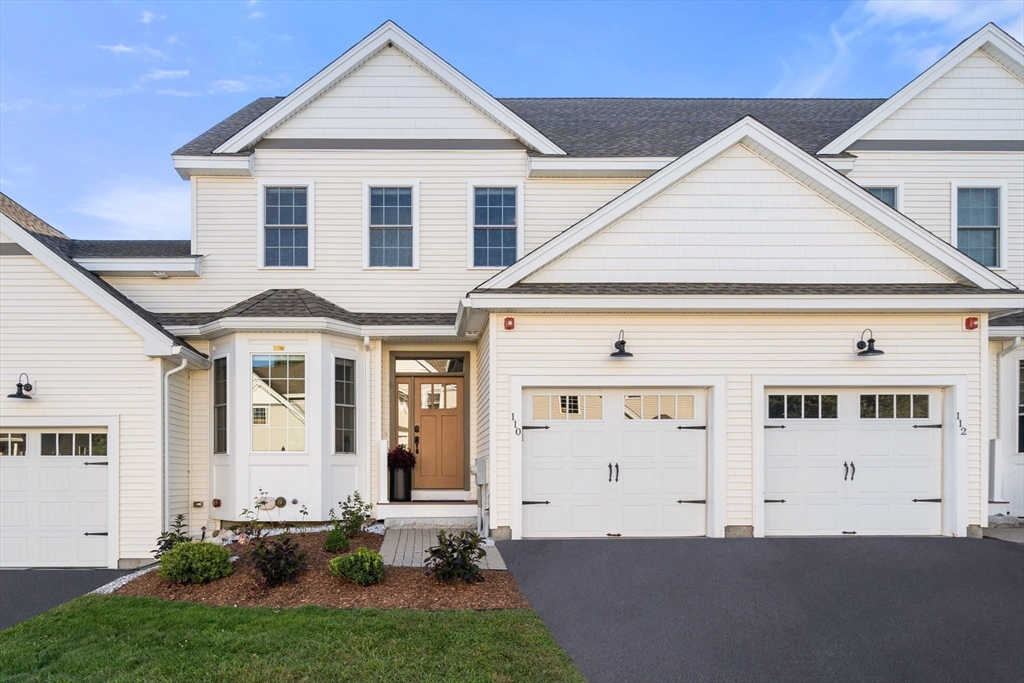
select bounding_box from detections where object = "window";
[394,358,464,373]
[40,432,106,456]
[859,394,928,419]
[956,187,1000,267]
[264,187,309,267]
[1018,361,1023,454]
[624,395,695,420]
[335,358,356,454]
[768,394,838,419]
[213,357,228,454]
[865,187,897,209]
[0,433,26,456]
[251,355,306,452]
[368,187,413,267]
[531,394,603,421]
[473,187,517,267]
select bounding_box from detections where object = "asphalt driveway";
[0,568,131,631]
[498,537,1024,683]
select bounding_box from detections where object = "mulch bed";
[116,530,530,611]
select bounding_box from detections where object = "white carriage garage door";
[0,429,110,567]
[522,388,707,538]
[764,388,943,536]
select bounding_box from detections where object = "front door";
[404,377,464,489]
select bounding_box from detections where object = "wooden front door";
[410,377,464,489]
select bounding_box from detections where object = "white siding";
[476,322,491,464]
[528,144,950,284]
[264,47,515,141]
[491,313,987,531]
[0,253,161,562]
[849,150,1024,287]
[864,50,1024,141]
[523,178,642,251]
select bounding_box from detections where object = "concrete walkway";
[379,528,506,570]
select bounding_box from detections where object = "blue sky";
[1,0,1021,240]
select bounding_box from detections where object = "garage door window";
[624,395,695,420]
[860,394,928,419]
[40,432,107,456]
[532,394,603,420]
[0,433,27,456]
[768,394,838,419]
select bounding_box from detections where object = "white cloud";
[139,69,189,82]
[99,44,137,56]
[211,79,248,92]
[156,88,205,97]
[73,180,190,240]
[140,10,165,23]
[247,11,266,20]
[166,34,180,44]
[247,0,259,6]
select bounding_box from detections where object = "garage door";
[764,388,943,536]
[522,388,707,538]
[0,429,110,567]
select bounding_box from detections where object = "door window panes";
[768,395,838,419]
[40,432,106,456]
[0,433,27,456]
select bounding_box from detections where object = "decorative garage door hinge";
[677,499,706,504]
[913,424,942,429]
[83,461,109,466]
[677,425,707,430]
[522,500,551,505]
[521,425,550,430]
[764,425,786,429]
[83,532,109,536]
[912,498,942,503]
[764,499,787,503]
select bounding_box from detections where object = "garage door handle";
[84,461,108,466]
[615,463,619,482]
[850,462,855,480]
[844,462,849,480]
[609,463,613,482]
[83,532,108,536]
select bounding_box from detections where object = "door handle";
[414,431,420,455]
[609,463,613,482]
[615,463,619,482]
[850,462,855,480]
[844,462,849,480]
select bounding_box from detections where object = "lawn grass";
[0,595,583,683]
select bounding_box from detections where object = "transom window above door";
[368,187,414,268]
[264,187,309,267]
[473,187,518,268]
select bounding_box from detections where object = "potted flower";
[387,444,416,502]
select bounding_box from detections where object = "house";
[0,21,1021,569]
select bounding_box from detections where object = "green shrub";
[329,547,385,586]
[323,528,350,554]
[424,530,486,584]
[158,541,233,584]
[153,514,190,559]
[337,491,372,538]
[249,534,307,588]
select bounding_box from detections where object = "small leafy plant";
[337,491,372,538]
[250,534,307,587]
[387,444,417,471]
[323,528,350,553]
[153,514,190,559]
[158,542,233,584]
[329,547,385,586]
[424,530,486,584]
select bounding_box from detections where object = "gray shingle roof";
[173,97,284,156]
[71,240,195,259]
[499,98,886,157]
[0,193,202,354]
[176,96,884,157]
[157,289,456,328]
[476,283,1014,296]
[991,310,1024,326]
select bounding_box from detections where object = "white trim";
[751,375,969,538]
[475,117,1014,291]
[818,156,857,174]
[257,179,316,270]
[362,181,420,270]
[820,24,1024,154]
[0,416,121,569]
[990,325,1024,338]
[172,155,253,180]
[0,214,209,366]
[164,318,458,341]
[508,374,727,540]
[855,180,905,213]
[74,257,202,277]
[950,180,1010,271]
[528,156,676,178]
[190,176,198,256]
[466,180,524,270]
[213,21,564,156]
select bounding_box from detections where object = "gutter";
[163,356,190,532]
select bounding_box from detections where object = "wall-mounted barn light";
[7,374,33,399]
[856,329,884,357]
[610,330,633,358]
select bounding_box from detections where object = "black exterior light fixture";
[610,330,633,358]
[856,329,884,357]
[7,373,33,399]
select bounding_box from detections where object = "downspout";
[994,337,1022,503]
[163,355,189,532]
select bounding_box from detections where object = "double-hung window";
[368,187,414,267]
[956,187,1000,268]
[264,186,309,267]
[251,354,306,452]
[865,187,897,209]
[473,187,518,268]
[213,357,228,454]
[334,358,356,454]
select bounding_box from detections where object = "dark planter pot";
[389,468,413,502]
